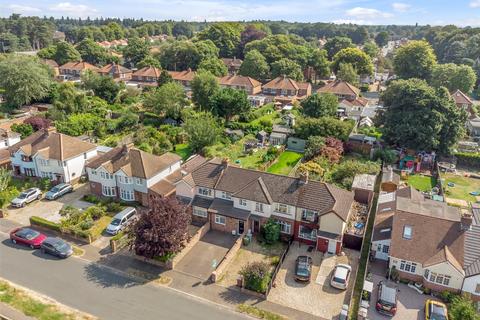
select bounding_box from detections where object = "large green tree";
[144,82,186,119]
[336,63,360,86]
[54,41,81,65]
[449,295,480,320]
[374,31,389,47]
[308,49,330,81]
[183,111,221,152]
[295,117,354,141]
[324,36,355,59]
[430,63,477,94]
[198,57,228,77]
[332,48,374,76]
[197,23,241,58]
[301,93,338,118]
[379,79,466,153]
[271,58,303,81]
[82,70,123,104]
[238,50,270,82]
[210,88,250,121]
[123,37,150,67]
[0,55,52,107]
[191,71,220,110]
[76,38,113,65]
[393,40,437,80]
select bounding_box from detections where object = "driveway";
[367,261,431,320]
[5,183,92,225]
[268,242,359,319]
[175,230,238,280]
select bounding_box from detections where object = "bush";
[29,216,61,232]
[79,219,94,230]
[0,187,19,208]
[240,261,271,293]
[262,218,280,245]
[270,256,280,266]
[106,201,123,213]
[154,252,176,262]
[455,152,480,169]
[360,84,369,92]
[84,206,106,220]
[82,194,100,204]
[39,178,51,191]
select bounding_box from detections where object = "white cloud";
[392,2,411,12]
[471,0,480,8]
[345,7,393,19]
[49,2,98,18]
[8,4,41,14]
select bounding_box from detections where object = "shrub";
[106,201,123,213]
[262,218,280,245]
[29,216,61,232]
[59,205,80,217]
[240,261,271,293]
[455,152,480,169]
[84,206,106,220]
[270,256,280,266]
[0,187,19,208]
[39,178,51,191]
[154,252,176,262]
[82,194,100,204]
[79,219,94,230]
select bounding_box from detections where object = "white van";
[106,207,137,235]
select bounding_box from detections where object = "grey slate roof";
[191,196,214,209]
[208,198,251,220]
[464,206,480,277]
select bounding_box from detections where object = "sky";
[0,0,479,26]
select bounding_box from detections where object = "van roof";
[113,207,136,219]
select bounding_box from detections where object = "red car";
[10,227,46,249]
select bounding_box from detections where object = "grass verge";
[237,304,286,320]
[72,245,84,256]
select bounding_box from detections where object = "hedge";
[455,152,480,169]
[30,216,61,232]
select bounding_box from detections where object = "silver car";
[330,264,352,290]
[11,188,42,208]
[45,183,73,200]
[106,207,137,235]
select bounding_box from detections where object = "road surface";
[0,232,248,320]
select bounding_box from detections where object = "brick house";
[221,57,243,75]
[168,69,196,90]
[58,61,99,80]
[98,63,132,81]
[131,66,162,84]
[262,75,312,105]
[451,89,475,117]
[9,128,97,184]
[175,159,354,254]
[219,74,262,95]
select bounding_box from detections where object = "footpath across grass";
[267,151,303,176]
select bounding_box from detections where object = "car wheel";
[30,244,35,249]
[41,248,46,254]
[37,195,41,200]
[11,239,16,244]
[21,202,25,207]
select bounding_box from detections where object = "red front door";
[317,238,328,253]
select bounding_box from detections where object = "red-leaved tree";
[24,116,52,131]
[127,196,191,259]
[320,137,344,164]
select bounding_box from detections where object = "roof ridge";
[257,177,273,204]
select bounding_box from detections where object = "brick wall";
[210,214,240,234]
[89,181,102,196]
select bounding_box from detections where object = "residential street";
[0,232,249,320]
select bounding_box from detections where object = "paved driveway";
[175,230,238,280]
[268,242,359,320]
[367,261,431,320]
[5,183,92,225]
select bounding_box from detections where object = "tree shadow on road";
[83,260,147,289]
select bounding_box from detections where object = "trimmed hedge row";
[455,152,480,169]
[29,216,61,232]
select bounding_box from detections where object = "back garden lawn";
[267,151,303,176]
[442,172,480,202]
[406,174,437,192]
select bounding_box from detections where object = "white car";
[105,207,137,235]
[11,188,42,208]
[330,264,352,290]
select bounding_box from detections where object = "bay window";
[299,225,317,241]
[399,260,417,274]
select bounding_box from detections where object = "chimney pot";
[461,211,473,230]
[221,158,229,167]
[299,171,309,185]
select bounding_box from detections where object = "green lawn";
[267,151,303,176]
[407,174,437,192]
[442,173,480,202]
[174,143,192,160]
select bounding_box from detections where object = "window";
[91,170,97,176]
[475,284,480,294]
[298,225,317,241]
[124,177,131,184]
[255,202,264,213]
[101,172,112,179]
[276,220,291,234]
[377,244,382,251]
[302,209,317,222]
[403,225,412,239]
[102,185,116,197]
[275,203,288,214]
[39,159,49,166]
[198,187,212,197]
[135,178,142,185]
[382,245,390,254]
[239,199,247,206]
[118,176,124,183]
[215,215,226,225]
[428,272,451,286]
[399,260,417,274]
[120,189,134,201]
[221,191,231,200]
[193,208,207,218]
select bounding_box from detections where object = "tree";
[301,93,338,118]
[239,25,267,55]
[54,41,81,65]
[332,48,374,76]
[449,295,480,320]
[133,127,172,155]
[198,57,228,77]
[262,218,280,244]
[363,41,379,59]
[324,36,355,59]
[159,40,218,71]
[144,82,186,119]
[24,116,52,131]
[127,196,191,259]
[157,70,173,87]
[136,55,161,69]
[379,79,467,153]
[240,261,270,293]
[183,111,221,152]
[210,88,250,121]
[11,123,33,139]
[123,37,150,68]
[308,49,330,81]
[271,58,303,81]
[393,40,437,80]
[0,55,52,107]
[336,63,360,86]
[349,26,369,45]
[76,38,112,65]
[82,71,122,104]
[375,31,389,47]
[295,117,354,141]
[238,50,270,82]
[172,22,194,38]
[305,136,326,160]
[430,63,477,94]
[191,71,219,110]
[320,137,344,164]
[198,23,241,57]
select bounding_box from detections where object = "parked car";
[294,255,313,282]
[10,188,42,207]
[10,227,46,249]
[376,281,398,316]
[45,183,73,200]
[330,264,352,290]
[425,299,448,320]
[40,237,73,258]
[105,207,137,235]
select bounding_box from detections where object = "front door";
[253,220,260,233]
[238,220,244,234]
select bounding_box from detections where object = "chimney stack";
[461,211,473,231]
[299,171,309,185]
[221,158,229,168]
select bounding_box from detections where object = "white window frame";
[221,191,231,200]
[399,260,417,274]
[302,209,317,222]
[298,225,317,241]
[193,207,207,218]
[382,245,390,254]
[239,199,247,206]
[214,214,226,225]
[276,220,291,234]
[403,225,412,239]
[275,203,288,214]
[255,202,264,213]
[135,177,142,185]
[198,187,212,197]
[102,185,116,197]
[120,188,134,201]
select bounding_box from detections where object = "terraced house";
[175,158,355,254]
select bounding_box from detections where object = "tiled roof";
[42,59,58,68]
[168,69,196,82]
[423,246,464,274]
[59,61,99,71]
[9,129,96,161]
[133,66,161,78]
[86,145,181,179]
[221,58,243,67]
[317,80,360,97]
[263,76,299,91]
[219,74,261,88]
[452,89,473,105]
[464,206,480,276]
[98,63,131,75]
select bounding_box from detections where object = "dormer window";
[403,225,412,239]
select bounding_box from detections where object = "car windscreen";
[296,262,310,276]
[110,218,121,226]
[431,305,447,320]
[19,229,40,240]
[333,277,346,284]
[18,192,28,199]
[50,186,61,193]
[53,241,69,251]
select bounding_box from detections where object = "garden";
[406,174,437,192]
[442,172,480,203]
[266,150,303,176]
[0,172,52,209]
